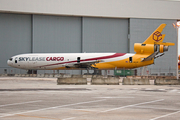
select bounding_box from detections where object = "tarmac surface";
[0,77,180,120]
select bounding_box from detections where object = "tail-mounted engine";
[159,45,168,53]
[134,43,168,54]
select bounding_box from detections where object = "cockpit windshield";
[9,58,13,61]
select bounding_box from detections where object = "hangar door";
[82,17,129,53]
[32,15,82,74]
[33,15,81,53]
[0,13,31,74]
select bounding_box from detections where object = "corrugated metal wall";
[33,15,82,53]
[82,17,128,53]
[130,18,177,76]
[0,13,31,74]
[82,17,128,75]
[0,13,129,74]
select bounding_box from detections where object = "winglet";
[143,24,166,44]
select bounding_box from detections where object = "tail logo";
[153,31,162,42]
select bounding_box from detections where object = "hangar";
[0,0,179,76]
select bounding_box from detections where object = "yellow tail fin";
[143,24,166,44]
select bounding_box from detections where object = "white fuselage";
[7,53,135,70]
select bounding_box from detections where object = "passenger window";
[15,60,17,63]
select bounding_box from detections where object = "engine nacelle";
[159,45,168,53]
[134,43,168,54]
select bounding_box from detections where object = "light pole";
[173,21,180,79]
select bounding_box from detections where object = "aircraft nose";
[7,59,13,67]
[7,60,11,66]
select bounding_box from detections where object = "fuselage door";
[129,57,137,68]
[77,57,80,63]
[129,57,132,63]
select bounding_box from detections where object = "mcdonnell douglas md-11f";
[7,24,174,70]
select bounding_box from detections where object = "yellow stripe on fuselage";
[94,54,154,69]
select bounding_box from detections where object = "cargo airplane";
[7,24,174,71]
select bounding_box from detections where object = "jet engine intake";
[159,45,168,53]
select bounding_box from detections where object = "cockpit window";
[9,58,13,61]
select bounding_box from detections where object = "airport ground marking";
[101,99,164,113]
[18,114,61,120]
[54,99,165,120]
[0,100,42,107]
[158,89,165,91]
[74,109,97,112]
[150,110,180,120]
[128,94,152,97]
[94,97,134,99]
[0,99,106,118]
[145,88,153,90]
[62,117,76,120]
[169,89,178,92]
[135,106,180,111]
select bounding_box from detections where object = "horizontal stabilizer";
[154,42,175,46]
[141,51,158,62]
[155,53,164,59]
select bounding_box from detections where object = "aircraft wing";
[64,60,101,69]
[141,51,166,62]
